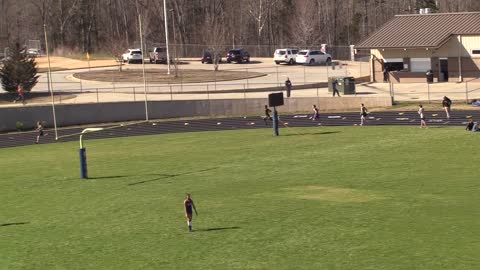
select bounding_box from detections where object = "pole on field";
[276,65,279,87]
[43,23,58,140]
[79,128,104,179]
[86,51,91,71]
[303,64,306,83]
[427,82,431,104]
[163,0,171,75]
[465,81,469,104]
[243,84,247,117]
[273,107,279,136]
[139,14,149,121]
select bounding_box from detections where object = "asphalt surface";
[1,110,478,149]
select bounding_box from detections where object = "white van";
[274,48,299,65]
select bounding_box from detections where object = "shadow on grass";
[88,175,131,180]
[282,131,340,137]
[195,226,240,232]
[0,222,29,227]
[128,167,219,186]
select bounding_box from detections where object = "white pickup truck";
[274,48,299,65]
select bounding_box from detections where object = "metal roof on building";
[356,12,480,49]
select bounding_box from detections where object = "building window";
[410,58,431,72]
[383,58,404,72]
[472,49,480,55]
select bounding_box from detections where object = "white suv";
[274,48,299,65]
[122,49,143,64]
[295,50,332,65]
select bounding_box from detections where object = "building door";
[439,59,449,82]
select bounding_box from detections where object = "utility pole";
[139,14,149,121]
[164,0,171,75]
[43,23,58,140]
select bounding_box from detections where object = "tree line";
[1,0,479,56]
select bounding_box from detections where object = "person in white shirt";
[418,105,427,128]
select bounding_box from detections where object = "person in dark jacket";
[285,78,292,97]
[442,96,452,119]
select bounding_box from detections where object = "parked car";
[226,49,250,63]
[26,48,40,58]
[295,50,332,65]
[122,49,143,64]
[201,50,222,64]
[149,47,167,64]
[273,48,299,65]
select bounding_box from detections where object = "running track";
[1,110,478,149]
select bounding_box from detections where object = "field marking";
[283,186,386,203]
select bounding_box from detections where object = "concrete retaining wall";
[0,96,392,132]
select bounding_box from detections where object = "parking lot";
[2,56,479,106]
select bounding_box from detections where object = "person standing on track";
[35,121,48,144]
[442,96,452,119]
[311,105,320,121]
[360,104,368,126]
[285,78,292,98]
[332,79,341,97]
[184,193,198,232]
[263,105,272,126]
[418,105,427,128]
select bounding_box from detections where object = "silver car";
[122,49,143,64]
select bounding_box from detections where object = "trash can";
[426,70,434,83]
[328,76,356,95]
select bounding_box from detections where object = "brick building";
[356,12,480,83]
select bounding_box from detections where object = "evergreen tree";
[0,43,39,94]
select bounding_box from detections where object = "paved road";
[1,110,478,149]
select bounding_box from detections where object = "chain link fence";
[134,42,355,60]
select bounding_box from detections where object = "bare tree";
[246,0,280,46]
[2,0,480,58]
[106,35,127,71]
[202,0,226,71]
[291,1,319,47]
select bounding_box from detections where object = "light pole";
[138,14,149,121]
[43,23,58,140]
[163,0,171,75]
[170,9,178,77]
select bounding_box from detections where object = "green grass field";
[1,126,479,269]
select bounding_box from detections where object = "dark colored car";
[201,50,222,64]
[226,49,250,63]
